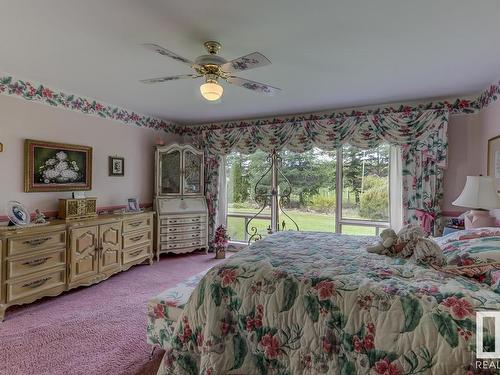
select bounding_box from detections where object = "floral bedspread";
[147,270,208,348]
[157,231,500,375]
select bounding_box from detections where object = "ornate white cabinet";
[154,144,208,259]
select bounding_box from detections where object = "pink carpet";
[0,252,228,375]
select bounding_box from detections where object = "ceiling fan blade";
[142,43,195,66]
[140,74,199,84]
[221,52,271,72]
[227,76,281,95]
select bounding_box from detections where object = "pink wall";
[442,101,500,215]
[442,114,482,213]
[479,99,500,174]
[0,95,179,218]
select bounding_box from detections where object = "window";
[225,145,391,242]
[338,144,390,235]
[226,150,271,242]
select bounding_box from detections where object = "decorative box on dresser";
[154,143,208,260]
[0,211,154,321]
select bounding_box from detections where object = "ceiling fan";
[140,41,281,101]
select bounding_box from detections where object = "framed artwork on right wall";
[487,135,500,190]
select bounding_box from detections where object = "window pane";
[279,148,336,233]
[341,144,389,222]
[226,150,271,242]
[341,225,377,236]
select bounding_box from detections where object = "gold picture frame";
[24,139,92,192]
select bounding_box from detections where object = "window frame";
[225,146,391,243]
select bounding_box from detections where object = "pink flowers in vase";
[212,225,230,259]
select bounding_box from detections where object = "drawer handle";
[130,235,144,242]
[191,226,199,230]
[23,237,51,246]
[129,221,143,227]
[169,220,178,223]
[22,277,51,289]
[23,257,51,267]
[169,236,177,240]
[192,218,200,222]
[192,233,200,237]
[169,228,177,232]
[129,249,143,257]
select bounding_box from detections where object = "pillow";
[437,228,500,286]
[434,227,500,247]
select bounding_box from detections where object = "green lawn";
[227,208,381,242]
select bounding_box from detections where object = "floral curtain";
[202,109,449,240]
[204,152,222,246]
[401,125,448,235]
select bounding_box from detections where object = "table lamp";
[452,176,500,229]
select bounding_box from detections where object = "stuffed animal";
[366,228,398,255]
[392,224,426,258]
[367,224,445,266]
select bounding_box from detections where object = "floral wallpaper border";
[476,80,500,109]
[181,81,500,136]
[0,75,183,134]
[1,73,499,136]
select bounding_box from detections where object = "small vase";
[215,247,226,259]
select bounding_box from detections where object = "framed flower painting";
[24,139,92,192]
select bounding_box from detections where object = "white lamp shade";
[200,82,223,101]
[452,176,500,210]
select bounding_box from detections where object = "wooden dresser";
[0,211,154,321]
[155,197,208,260]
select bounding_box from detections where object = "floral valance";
[203,109,449,164]
[202,109,449,239]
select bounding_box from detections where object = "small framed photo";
[127,198,141,212]
[109,156,124,176]
[72,191,86,199]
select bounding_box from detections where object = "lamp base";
[464,209,496,229]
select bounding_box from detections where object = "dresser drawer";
[123,216,152,234]
[160,239,205,251]
[7,248,66,280]
[122,230,152,249]
[6,268,66,303]
[160,216,206,226]
[8,231,66,256]
[122,244,152,265]
[160,223,205,234]
[160,231,204,242]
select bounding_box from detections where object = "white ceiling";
[0,0,499,124]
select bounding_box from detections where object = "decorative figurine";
[33,209,47,224]
[212,225,230,259]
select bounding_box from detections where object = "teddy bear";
[366,228,398,255]
[367,224,445,266]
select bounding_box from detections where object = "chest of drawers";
[0,224,67,320]
[155,197,208,260]
[121,213,154,270]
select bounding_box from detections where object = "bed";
[154,231,500,375]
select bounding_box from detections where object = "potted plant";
[212,225,230,259]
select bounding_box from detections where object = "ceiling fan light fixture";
[200,79,223,101]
